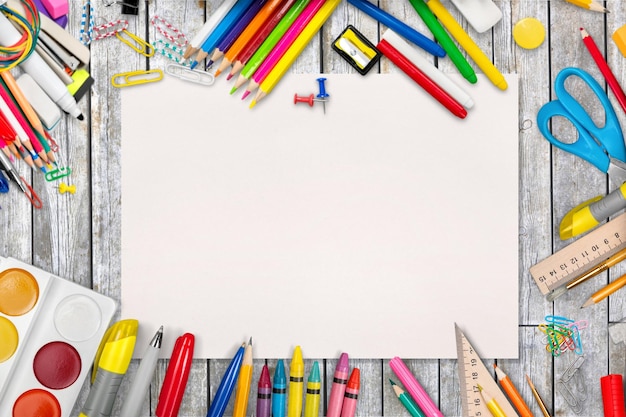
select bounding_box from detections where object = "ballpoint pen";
[80,319,139,417]
[304,361,321,417]
[120,326,163,417]
[232,338,253,417]
[272,359,287,417]
[206,341,246,417]
[156,333,195,417]
[287,345,304,417]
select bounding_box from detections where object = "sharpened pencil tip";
[229,86,237,95]
[226,73,233,81]
[249,100,256,109]
[78,114,84,121]
[214,69,222,77]
[241,91,250,100]
[190,61,198,70]
[389,379,396,386]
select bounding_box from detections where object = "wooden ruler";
[455,324,518,417]
[530,212,626,296]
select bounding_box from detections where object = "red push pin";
[294,93,315,107]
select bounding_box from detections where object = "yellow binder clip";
[116,29,155,57]
[111,69,163,88]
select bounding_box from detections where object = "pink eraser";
[40,0,69,19]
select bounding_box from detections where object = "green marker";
[390,379,426,417]
[408,0,477,84]
[231,0,311,94]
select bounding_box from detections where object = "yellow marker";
[232,338,254,417]
[287,345,305,417]
[477,384,508,417]
[426,0,507,91]
[81,319,139,417]
[252,0,341,106]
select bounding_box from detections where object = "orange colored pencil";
[0,71,46,138]
[494,364,533,417]
[216,0,286,77]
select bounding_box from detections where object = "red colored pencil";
[580,27,626,115]
[376,39,467,119]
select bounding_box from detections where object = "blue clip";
[0,171,8,193]
[45,167,72,182]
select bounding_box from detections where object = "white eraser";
[16,74,62,130]
[450,0,502,33]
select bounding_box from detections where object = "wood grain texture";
[0,0,620,416]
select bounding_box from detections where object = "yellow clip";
[111,69,163,88]
[59,183,76,194]
[116,29,155,57]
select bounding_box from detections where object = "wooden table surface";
[2,0,625,416]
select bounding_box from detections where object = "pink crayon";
[327,352,350,417]
[389,356,443,417]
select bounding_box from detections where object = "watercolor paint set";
[0,256,116,417]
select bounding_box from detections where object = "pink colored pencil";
[241,0,325,99]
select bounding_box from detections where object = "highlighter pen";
[426,0,508,91]
[206,342,246,417]
[256,364,272,417]
[80,319,139,417]
[272,359,287,417]
[346,0,445,58]
[389,356,443,417]
[304,361,321,417]
[390,379,426,417]
[155,333,195,417]
[288,345,305,417]
[407,0,476,84]
[340,368,360,417]
[477,384,507,417]
[119,326,163,417]
[0,12,83,119]
[232,338,254,417]
[560,182,626,239]
[328,352,350,417]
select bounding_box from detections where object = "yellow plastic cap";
[513,18,545,50]
[613,24,626,58]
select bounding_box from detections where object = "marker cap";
[601,374,626,417]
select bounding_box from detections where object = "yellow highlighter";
[80,319,139,417]
[426,0,507,91]
[560,182,626,239]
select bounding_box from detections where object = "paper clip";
[46,134,59,153]
[80,1,95,45]
[93,19,128,41]
[45,167,72,182]
[165,64,214,86]
[21,176,42,209]
[153,39,187,65]
[116,29,155,57]
[556,355,587,414]
[111,69,163,88]
[150,15,188,48]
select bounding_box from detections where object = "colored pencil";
[493,364,533,417]
[232,338,253,417]
[565,0,609,13]
[390,380,425,417]
[250,0,341,108]
[477,384,507,417]
[231,0,310,93]
[184,0,238,59]
[582,272,626,308]
[526,374,552,417]
[242,0,324,99]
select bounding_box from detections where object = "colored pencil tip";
[476,383,483,392]
[40,166,47,173]
[249,100,257,109]
[389,379,396,386]
[226,73,233,81]
[229,86,238,95]
[190,61,198,70]
[78,114,84,121]
[206,60,214,69]
[214,69,222,77]
[241,91,250,100]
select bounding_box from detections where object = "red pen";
[340,368,360,417]
[376,39,467,119]
[156,333,195,417]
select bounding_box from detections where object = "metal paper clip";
[116,29,154,57]
[165,64,214,86]
[556,355,586,414]
[153,39,187,65]
[112,69,163,88]
[93,19,128,40]
[45,167,72,182]
[151,15,188,48]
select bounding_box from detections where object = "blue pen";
[272,359,287,417]
[346,0,445,58]
[206,342,246,417]
[190,0,257,69]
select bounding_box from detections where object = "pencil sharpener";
[332,25,381,75]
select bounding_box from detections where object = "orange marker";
[494,364,533,417]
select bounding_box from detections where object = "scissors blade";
[609,159,626,187]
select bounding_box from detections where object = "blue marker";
[272,359,287,417]
[206,342,245,417]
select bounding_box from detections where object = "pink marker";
[241,0,325,99]
[389,356,443,417]
[327,352,349,417]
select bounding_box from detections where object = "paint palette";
[0,257,116,417]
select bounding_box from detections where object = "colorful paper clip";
[150,15,188,48]
[80,1,95,45]
[45,167,72,182]
[58,183,76,194]
[153,39,187,65]
[165,64,214,86]
[539,315,587,356]
[93,19,128,41]
[112,69,163,88]
[116,29,155,57]
[21,176,42,209]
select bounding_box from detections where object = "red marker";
[340,368,360,417]
[156,333,195,417]
[376,39,467,119]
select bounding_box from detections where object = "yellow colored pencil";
[232,338,253,417]
[581,273,626,308]
[425,0,507,91]
[250,0,341,108]
[477,384,508,417]
[564,0,609,13]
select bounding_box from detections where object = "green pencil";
[390,379,426,417]
[408,0,477,84]
[231,0,312,94]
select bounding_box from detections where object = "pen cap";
[601,374,626,417]
[156,333,195,417]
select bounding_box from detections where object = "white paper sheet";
[121,72,519,359]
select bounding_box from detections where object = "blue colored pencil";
[206,342,246,417]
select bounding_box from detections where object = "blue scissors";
[537,67,626,187]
